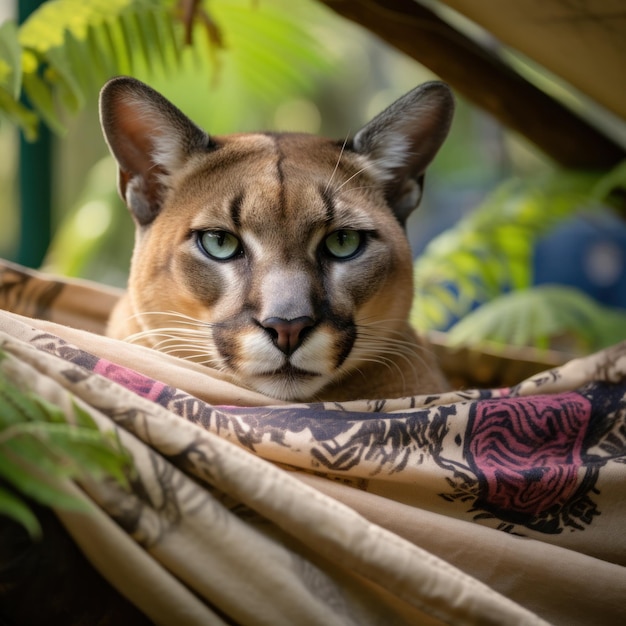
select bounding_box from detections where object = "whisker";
[348,352,409,390]
[117,308,229,371]
[356,335,430,366]
[334,161,380,193]
[125,328,208,345]
[353,321,436,378]
[336,184,379,194]
[324,132,350,194]
[156,342,210,353]
[127,309,214,327]
[356,317,439,357]
[357,332,428,353]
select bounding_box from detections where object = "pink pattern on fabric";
[94,359,167,403]
[467,393,592,516]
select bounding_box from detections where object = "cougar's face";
[101,77,454,400]
[127,133,414,401]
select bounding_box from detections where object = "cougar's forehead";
[172,132,381,238]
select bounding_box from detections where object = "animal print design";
[0,263,64,321]
[456,393,600,533]
[27,331,626,537]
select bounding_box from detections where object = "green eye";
[324,230,362,259]
[199,230,242,260]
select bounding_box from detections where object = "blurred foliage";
[44,156,133,285]
[2,0,624,356]
[2,0,169,138]
[2,0,350,280]
[24,0,356,283]
[447,285,626,354]
[412,163,626,353]
[0,348,132,538]
[0,0,337,138]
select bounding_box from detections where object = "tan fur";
[100,78,454,401]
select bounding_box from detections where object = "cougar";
[100,76,454,402]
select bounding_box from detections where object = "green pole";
[15,0,52,268]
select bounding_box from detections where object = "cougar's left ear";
[99,76,214,226]
[353,81,454,224]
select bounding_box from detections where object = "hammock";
[1,258,625,625]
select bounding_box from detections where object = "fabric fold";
[1,259,625,625]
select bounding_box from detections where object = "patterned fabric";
[1,259,625,625]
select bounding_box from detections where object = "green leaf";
[64,25,97,96]
[0,359,133,536]
[3,0,339,138]
[85,23,111,84]
[117,10,137,75]
[0,450,89,512]
[0,87,39,139]
[413,171,607,332]
[22,71,67,135]
[592,160,626,205]
[145,8,170,73]
[0,368,53,426]
[3,427,80,477]
[122,12,152,73]
[0,485,42,539]
[7,0,175,134]
[446,285,626,352]
[0,20,22,98]
[45,40,85,112]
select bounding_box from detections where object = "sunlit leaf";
[413,171,608,334]
[3,0,337,138]
[125,9,154,74]
[22,71,66,134]
[45,34,85,111]
[0,87,38,138]
[446,285,626,352]
[0,20,21,97]
[146,7,171,72]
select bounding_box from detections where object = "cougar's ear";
[99,76,214,225]
[353,81,454,224]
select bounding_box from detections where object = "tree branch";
[319,0,625,169]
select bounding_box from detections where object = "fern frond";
[0,349,132,538]
[215,2,333,102]
[446,285,626,353]
[0,20,21,98]
[1,0,336,139]
[411,170,604,332]
[13,0,178,138]
[0,20,39,138]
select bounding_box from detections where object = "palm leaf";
[1,0,337,139]
[0,485,41,538]
[0,349,132,537]
[411,169,607,332]
[15,0,173,137]
[0,20,39,138]
[0,20,21,98]
[446,285,626,353]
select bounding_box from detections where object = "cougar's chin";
[230,326,348,401]
[246,367,328,402]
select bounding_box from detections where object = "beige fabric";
[1,259,625,625]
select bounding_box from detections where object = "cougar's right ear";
[99,76,215,226]
[353,81,454,225]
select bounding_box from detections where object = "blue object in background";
[532,211,626,309]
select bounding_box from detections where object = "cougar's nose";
[260,316,315,355]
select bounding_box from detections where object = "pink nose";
[260,316,315,355]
